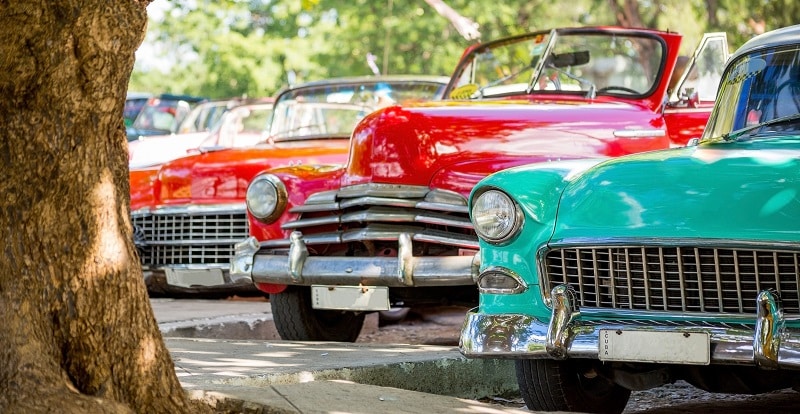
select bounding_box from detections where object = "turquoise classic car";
[461,24,800,413]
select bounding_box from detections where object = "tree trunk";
[0,2,207,413]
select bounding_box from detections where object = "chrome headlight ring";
[246,174,288,223]
[471,188,523,244]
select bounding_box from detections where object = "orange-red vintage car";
[232,26,730,341]
[129,76,450,297]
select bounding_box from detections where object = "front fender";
[247,165,344,242]
[472,159,606,316]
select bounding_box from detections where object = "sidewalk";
[153,299,524,413]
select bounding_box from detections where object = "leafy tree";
[130,0,620,97]
[129,0,800,104]
[704,0,800,47]
[0,1,209,412]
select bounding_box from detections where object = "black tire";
[515,359,630,414]
[378,307,411,326]
[271,286,365,342]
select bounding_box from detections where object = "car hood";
[551,137,800,244]
[152,138,350,205]
[128,132,208,169]
[341,98,668,194]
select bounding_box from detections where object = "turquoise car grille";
[131,207,249,267]
[543,246,800,315]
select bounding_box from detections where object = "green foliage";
[128,0,800,99]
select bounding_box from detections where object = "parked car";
[126,93,207,141]
[128,98,274,169]
[231,26,729,342]
[124,92,152,127]
[459,24,800,413]
[131,76,450,298]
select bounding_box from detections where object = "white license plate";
[311,285,390,311]
[165,268,225,288]
[599,330,710,365]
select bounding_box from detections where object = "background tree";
[0,1,206,413]
[129,0,800,100]
[130,0,618,98]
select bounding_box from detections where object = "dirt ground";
[355,306,467,346]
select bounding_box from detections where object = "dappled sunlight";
[137,336,157,375]
[174,357,292,369]
[81,169,129,278]
[453,399,530,413]
[692,148,798,165]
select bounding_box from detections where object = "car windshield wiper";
[723,113,800,141]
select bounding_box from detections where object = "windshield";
[450,29,664,99]
[703,45,800,140]
[131,98,192,134]
[268,80,446,140]
[200,104,274,148]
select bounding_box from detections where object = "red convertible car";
[231,26,730,341]
[130,76,450,297]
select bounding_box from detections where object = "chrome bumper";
[143,265,260,295]
[460,285,800,369]
[230,234,479,287]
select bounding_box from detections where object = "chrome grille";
[266,184,478,250]
[132,205,248,267]
[542,246,800,315]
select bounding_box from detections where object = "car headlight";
[471,189,522,243]
[246,174,288,223]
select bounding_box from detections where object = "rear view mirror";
[549,51,590,68]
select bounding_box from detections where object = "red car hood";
[342,97,669,192]
[152,138,350,205]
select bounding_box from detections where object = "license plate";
[311,285,390,311]
[165,268,225,288]
[599,330,710,365]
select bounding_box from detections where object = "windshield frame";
[265,77,448,143]
[444,27,669,101]
[701,43,800,141]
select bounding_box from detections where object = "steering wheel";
[596,86,639,95]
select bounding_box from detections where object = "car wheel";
[271,286,365,342]
[515,358,630,414]
[378,307,411,326]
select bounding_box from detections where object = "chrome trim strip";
[548,237,800,252]
[339,197,419,210]
[284,209,472,230]
[283,215,341,229]
[138,203,246,215]
[477,266,527,294]
[336,183,431,199]
[612,129,666,138]
[416,201,468,213]
[264,226,479,250]
[143,239,245,246]
[290,202,340,213]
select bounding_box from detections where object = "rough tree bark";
[0,2,208,413]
